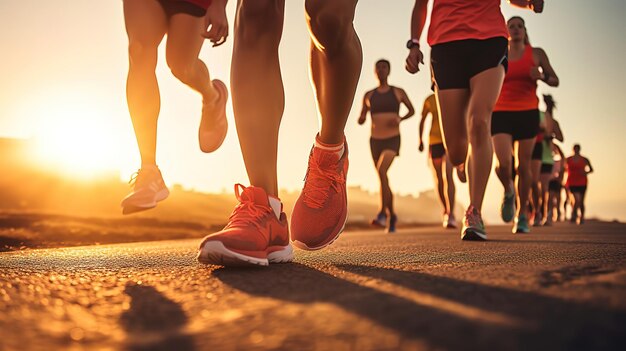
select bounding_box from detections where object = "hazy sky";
[1,0,625,221]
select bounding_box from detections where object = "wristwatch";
[406,39,420,49]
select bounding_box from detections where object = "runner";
[406,0,545,240]
[565,144,593,224]
[418,93,457,228]
[121,0,229,214]
[198,0,363,265]
[358,59,415,233]
[491,15,559,233]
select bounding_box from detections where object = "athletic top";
[552,158,562,179]
[565,157,588,187]
[427,0,508,46]
[370,88,400,114]
[177,0,212,9]
[424,94,443,145]
[494,45,539,111]
[535,111,545,142]
[541,140,554,164]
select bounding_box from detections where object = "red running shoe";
[291,141,348,250]
[197,184,293,266]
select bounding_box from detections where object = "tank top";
[566,157,588,187]
[428,0,508,46]
[541,140,554,164]
[494,45,539,111]
[425,94,443,145]
[535,111,545,142]
[370,88,400,114]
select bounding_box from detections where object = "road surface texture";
[1,221,625,351]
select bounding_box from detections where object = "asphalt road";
[1,221,625,351]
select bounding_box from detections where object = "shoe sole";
[197,241,294,267]
[461,228,487,241]
[199,79,228,153]
[121,189,170,215]
[292,216,347,251]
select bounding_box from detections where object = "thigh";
[436,89,470,149]
[515,138,535,167]
[468,65,505,119]
[166,13,205,64]
[124,0,168,46]
[493,133,513,166]
[376,150,396,175]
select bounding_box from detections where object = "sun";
[32,98,125,180]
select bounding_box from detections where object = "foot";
[513,214,530,234]
[456,163,467,183]
[443,213,458,229]
[121,167,169,215]
[197,184,293,266]
[371,212,387,227]
[533,212,543,227]
[386,214,397,233]
[461,205,486,241]
[291,140,349,250]
[500,191,516,223]
[199,79,228,153]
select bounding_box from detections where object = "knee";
[447,143,468,166]
[128,40,158,68]
[305,1,355,55]
[467,113,491,143]
[496,160,512,176]
[236,1,283,46]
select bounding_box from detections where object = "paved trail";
[1,221,625,350]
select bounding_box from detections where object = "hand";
[529,0,544,13]
[405,47,424,74]
[529,66,544,81]
[358,116,366,125]
[202,1,229,47]
[388,116,402,128]
[418,142,424,152]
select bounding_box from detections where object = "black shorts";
[370,135,400,164]
[491,109,540,140]
[431,37,508,90]
[548,179,561,192]
[532,141,543,160]
[429,143,446,159]
[569,185,587,195]
[541,163,553,174]
[158,0,207,17]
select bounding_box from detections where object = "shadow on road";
[120,283,195,351]
[213,263,626,350]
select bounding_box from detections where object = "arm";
[544,110,555,137]
[203,0,229,47]
[405,0,429,74]
[418,99,430,152]
[398,88,415,121]
[536,48,560,87]
[508,0,544,13]
[585,158,594,174]
[552,119,564,142]
[358,92,370,125]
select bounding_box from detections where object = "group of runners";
[119,0,593,266]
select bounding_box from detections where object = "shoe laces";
[128,169,158,189]
[464,206,483,227]
[226,184,272,229]
[302,153,345,209]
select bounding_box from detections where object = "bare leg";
[231,0,285,196]
[493,134,514,193]
[515,139,535,217]
[540,173,551,221]
[466,66,505,211]
[443,155,456,216]
[123,0,168,166]
[530,159,542,219]
[306,0,362,145]
[430,157,447,214]
[166,13,218,103]
[435,90,469,167]
[376,151,397,216]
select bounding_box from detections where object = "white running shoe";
[121,167,169,215]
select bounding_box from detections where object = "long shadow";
[120,283,195,351]
[214,264,520,350]
[488,239,626,246]
[337,264,626,351]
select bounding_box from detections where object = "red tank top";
[427,0,508,46]
[566,157,588,187]
[494,45,539,111]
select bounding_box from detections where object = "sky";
[1,0,625,222]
